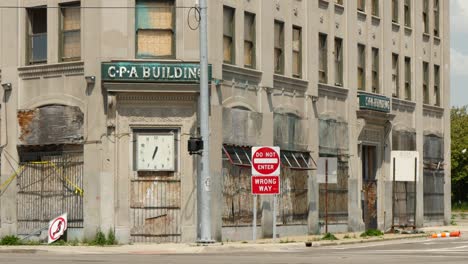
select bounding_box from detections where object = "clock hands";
[152,146,158,160]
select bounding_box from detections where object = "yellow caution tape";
[29,161,84,197]
[0,165,26,193]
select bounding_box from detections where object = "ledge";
[423,33,431,41]
[434,36,441,45]
[392,22,401,31]
[404,26,413,34]
[318,83,348,99]
[18,61,84,80]
[334,3,344,13]
[357,10,367,21]
[371,15,381,24]
[392,98,416,112]
[318,0,329,9]
[423,104,445,117]
[273,74,308,92]
[222,63,263,85]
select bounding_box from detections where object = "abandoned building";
[0,0,450,243]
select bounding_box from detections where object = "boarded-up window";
[60,2,81,61]
[424,135,444,162]
[319,119,349,156]
[357,44,365,91]
[223,6,235,64]
[136,0,175,58]
[372,48,379,93]
[292,26,302,78]
[392,131,416,151]
[335,38,343,86]
[405,57,412,100]
[319,33,328,83]
[274,113,306,151]
[222,108,263,146]
[392,53,400,98]
[244,12,255,68]
[274,21,284,74]
[27,7,47,64]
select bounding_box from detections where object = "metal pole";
[253,195,257,241]
[414,157,417,229]
[392,157,396,232]
[273,195,277,241]
[197,0,213,243]
[325,159,328,234]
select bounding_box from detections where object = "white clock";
[136,132,175,171]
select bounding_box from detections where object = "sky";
[451,0,468,107]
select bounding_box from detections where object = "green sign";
[358,93,391,113]
[101,62,212,83]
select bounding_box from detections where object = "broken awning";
[222,144,316,170]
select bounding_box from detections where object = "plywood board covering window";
[61,3,81,61]
[292,26,302,78]
[274,21,284,74]
[136,0,175,58]
[27,7,47,64]
[244,12,255,68]
[223,6,235,64]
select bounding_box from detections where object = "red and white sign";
[48,213,68,244]
[251,176,280,195]
[251,146,280,176]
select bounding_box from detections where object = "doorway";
[362,145,378,230]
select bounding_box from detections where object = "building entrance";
[362,145,378,230]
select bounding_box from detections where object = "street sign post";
[48,213,67,244]
[251,146,281,241]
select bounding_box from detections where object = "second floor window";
[357,44,366,91]
[136,0,175,59]
[223,6,235,64]
[405,57,411,100]
[434,0,440,37]
[274,21,284,74]
[423,0,429,34]
[319,33,328,83]
[392,0,398,23]
[60,2,81,62]
[292,26,302,78]
[434,65,440,106]
[372,48,379,93]
[335,38,343,86]
[404,0,411,27]
[372,0,379,17]
[27,7,47,64]
[358,0,365,12]
[423,62,429,104]
[244,12,255,68]
[392,54,399,98]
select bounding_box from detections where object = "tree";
[451,106,468,204]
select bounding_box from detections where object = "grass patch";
[321,233,338,241]
[0,235,22,245]
[451,220,457,226]
[360,229,384,238]
[461,213,466,219]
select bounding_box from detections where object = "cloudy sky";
[451,0,468,107]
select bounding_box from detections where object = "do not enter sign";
[252,146,280,176]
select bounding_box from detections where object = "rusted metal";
[18,105,84,146]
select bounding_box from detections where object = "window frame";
[434,64,441,106]
[135,0,176,59]
[27,6,48,65]
[59,1,81,62]
[433,0,440,37]
[319,33,328,84]
[404,0,411,27]
[274,20,285,75]
[243,11,256,69]
[392,0,399,23]
[372,0,379,17]
[392,53,400,98]
[357,44,366,91]
[334,37,343,87]
[358,0,366,12]
[423,61,430,104]
[371,48,379,94]
[223,5,235,64]
[404,57,412,101]
[423,0,429,34]
[292,25,302,78]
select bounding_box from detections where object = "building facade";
[0,0,450,243]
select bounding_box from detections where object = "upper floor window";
[372,48,379,93]
[318,33,328,84]
[404,57,411,100]
[27,7,47,64]
[136,0,175,59]
[334,38,343,86]
[392,53,400,98]
[358,0,366,12]
[434,65,440,106]
[244,12,255,68]
[223,6,235,64]
[434,0,440,37]
[60,2,81,62]
[357,44,366,91]
[423,61,429,104]
[404,0,411,27]
[335,0,344,5]
[392,0,399,23]
[423,0,429,34]
[274,20,284,74]
[372,0,379,17]
[292,26,302,78]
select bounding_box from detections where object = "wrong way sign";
[48,213,67,244]
[251,176,280,195]
[251,146,280,176]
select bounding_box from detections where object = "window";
[404,0,411,27]
[244,12,255,68]
[319,33,328,83]
[423,62,429,104]
[434,0,440,37]
[223,6,235,64]
[27,7,47,64]
[372,0,379,16]
[423,0,429,34]
[335,0,343,5]
[392,54,399,98]
[404,57,411,100]
[274,21,284,74]
[222,145,252,167]
[372,48,379,93]
[392,0,399,23]
[281,151,316,170]
[136,0,175,58]
[357,44,366,91]
[358,0,366,12]
[335,38,343,86]
[434,65,440,106]
[60,2,81,62]
[292,26,302,78]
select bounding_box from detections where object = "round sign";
[49,217,67,241]
[252,147,280,175]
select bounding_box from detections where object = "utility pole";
[197,0,213,243]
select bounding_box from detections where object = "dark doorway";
[362,145,378,230]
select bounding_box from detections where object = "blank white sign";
[391,151,419,182]
[317,157,338,184]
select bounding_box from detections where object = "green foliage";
[451,106,468,204]
[343,234,351,239]
[321,233,338,241]
[106,228,117,245]
[360,229,384,237]
[0,235,21,245]
[91,230,107,246]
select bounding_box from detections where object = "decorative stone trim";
[222,63,263,85]
[117,93,197,104]
[318,0,329,9]
[273,74,308,93]
[392,98,416,112]
[423,104,444,117]
[318,83,348,99]
[18,61,84,80]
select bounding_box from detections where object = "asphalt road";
[1,237,467,264]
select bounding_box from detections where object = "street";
[1,237,467,264]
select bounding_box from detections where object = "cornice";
[18,61,84,80]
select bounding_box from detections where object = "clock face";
[136,133,175,171]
